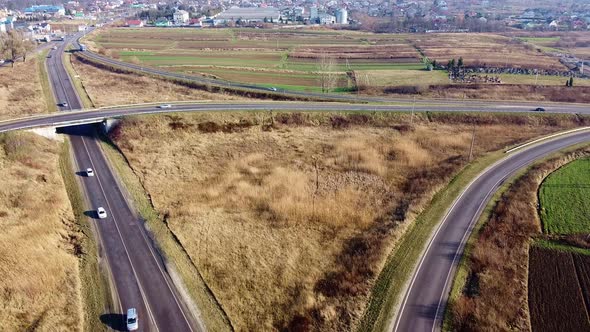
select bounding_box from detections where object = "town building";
[24,5,66,17]
[173,10,190,24]
[336,8,348,24]
[215,7,281,24]
[155,17,171,27]
[310,7,319,20]
[126,19,144,28]
[318,13,336,24]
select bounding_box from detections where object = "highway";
[2,99,590,133]
[393,128,590,332]
[48,34,199,331]
[5,29,586,332]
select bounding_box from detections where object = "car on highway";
[46,54,52,58]
[97,207,107,219]
[126,308,138,331]
[533,107,546,112]
[58,102,68,107]
[86,168,94,177]
[158,104,173,109]
[52,46,57,50]
[268,87,278,91]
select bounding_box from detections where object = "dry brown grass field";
[0,58,48,121]
[379,83,590,103]
[69,56,242,108]
[410,33,565,71]
[0,132,82,330]
[105,111,581,331]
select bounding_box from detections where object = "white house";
[173,10,190,24]
[318,13,336,24]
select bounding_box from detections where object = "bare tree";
[355,71,372,93]
[1,30,34,67]
[317,54,338,93]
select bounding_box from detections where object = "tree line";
[0,30,35,67]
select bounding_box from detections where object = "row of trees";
[447,57,464,69]
[1,30,35,67]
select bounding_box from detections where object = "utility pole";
[411,95,416,125]
[468,125,476,162]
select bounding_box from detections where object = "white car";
[158,104,172,109]
[97,207,107,219]
[126,308,138,331]
[268,87,278,91]
[86,168,94,177]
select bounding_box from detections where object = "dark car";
[534,107,545,112]
[58,102,68,107]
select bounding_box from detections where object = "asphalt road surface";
[393,129,590,332]
[48,34,198,332]
[2,99,590,133]
[0,30,583,332]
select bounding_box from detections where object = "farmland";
[87,28,579,94]
[446,146,590,332]
[539,158,590,234]
[100,109,581,331]
[69,54,241,108]
[88,28,422,92]
[412,33,565,70]
[528,245,590,332]
[505,31,590,59]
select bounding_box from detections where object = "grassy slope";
[103,112,571,332]
[0,132,81,330]
[539,158,590,234]
[63,51,95,108]
[38,51,58,113]
[358,150,504,332]
[0,57,46,120]
[98,137,232,331]
[442,164,529,331]
[64,49,232,330]
[444,142,590,331]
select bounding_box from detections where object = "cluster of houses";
[511,8,590,31]
[0,8,89,43]
[126,5,349,28]
[126,9,194,27]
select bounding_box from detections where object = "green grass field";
[90,28,426,91]
[88,28,585,92]
[487,73,590,86]
[539,158,590,234]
